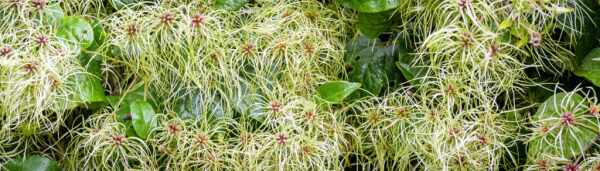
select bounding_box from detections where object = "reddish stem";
[574,134,600,164]
[566,123,600,163]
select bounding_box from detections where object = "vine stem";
[110,77,138,117]
[576,122,600,134]
[569,122,600,163]
[574,134,600,164]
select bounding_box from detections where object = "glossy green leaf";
[5,155,62,171]
[130,101,157,139]
[87,19,106,51]
[574,48,600,87]
[229,80,265,122]
[395,62,425,81]
[358,10,400,38]
[73,20,106,105]
[57,17,94,53]
[394,39,425,83]
[345,36,401,98]
[106,86,159,111]
[215,0,250,11]
[338,0,402,13]
[79,52,102,77]
[80,19,106,78]
[44,3,64,26]
[242,60,281,91]
[107,92,132,127]
[75,73,105,104]
[174,91,228,123]
[111,0,137,10]
[315,81,360,103]
[107,85,158,137]
[222,60,280,122]
[60,73,106,109]
[528,92,597,158]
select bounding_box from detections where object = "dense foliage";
[1,0,600,170]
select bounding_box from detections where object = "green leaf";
[215,0,250,11]
[174,91,228,123]
[574,48,600,87]
[569,0,600,62]
[506,109,524,126]
[106,86,159,109]
[130,101,157,139]
[528,92,597,158]
[87,19,107,51]
[107,86,158,121]
[79,52,102,77]
[64,18,105,109]
[74,73,106,105]
[57,16,94,53]
[394,38,425,82]
[358,10,400,38]
[395,62,424,81]
[242,59,281,91]
[44,3,64,27]
[107,85,158,137]
[498,19,512,30]
[5,155,62,171]
[79,19,105,77]
[59,73,106,109]
[510,26,529,48]
[111,0,137,10]
[315,81,360,104]
[345,36,401,98]
[337,0,402,13]
[221,60,280,122]
[228,80,265,122]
